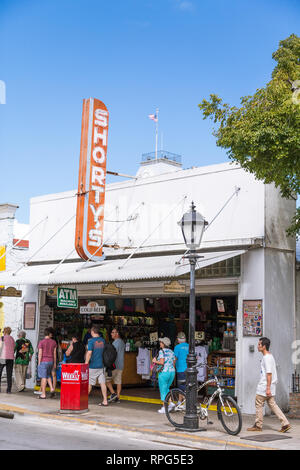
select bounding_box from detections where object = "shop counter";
[122,351,146,386]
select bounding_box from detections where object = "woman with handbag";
[152,337,176,414]
[0,327,15,394]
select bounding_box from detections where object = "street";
[0,414,200,451]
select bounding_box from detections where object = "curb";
[0,402,276,451]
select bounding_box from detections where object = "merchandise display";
[43,294,237,393]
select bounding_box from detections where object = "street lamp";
[178,201,207,431]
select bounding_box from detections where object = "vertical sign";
[243,300,263,336]
[75,98,109,261]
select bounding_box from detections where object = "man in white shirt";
[247,337,291,433]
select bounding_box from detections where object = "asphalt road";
[0,414,198,451]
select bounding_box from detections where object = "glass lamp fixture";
[179,202,207,250]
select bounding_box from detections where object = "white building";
[0,156,296,415]
[0,204,29,337]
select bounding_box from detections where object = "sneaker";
[168,402,175,412]
[158,406,166,414]
[279,424,291,433]
[108,393,117,403]
[247,425,262,432]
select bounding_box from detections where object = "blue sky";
[0,0,299,223]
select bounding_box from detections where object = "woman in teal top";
[152,337,176,414]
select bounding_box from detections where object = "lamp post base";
[176,426,206,433]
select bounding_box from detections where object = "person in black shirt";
[65,334,86,363]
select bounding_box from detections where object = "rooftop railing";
[141,150,182,165]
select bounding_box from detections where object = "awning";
[0,250,245,286]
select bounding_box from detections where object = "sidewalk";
[0,389,299,450]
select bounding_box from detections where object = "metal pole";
[181,252,200,430]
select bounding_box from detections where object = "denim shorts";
[177,372,186,392]
[38,362,53,379]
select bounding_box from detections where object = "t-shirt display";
[88,336,105,369]
[256,353,278,397]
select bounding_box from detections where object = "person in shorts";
[85,326,108,406]
[37,328,57,399]
[107,328,125,403]
[174,331,189,394]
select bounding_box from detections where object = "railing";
[292,373,300,393]
[141,150,182,165]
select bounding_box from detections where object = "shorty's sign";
[75,98,109,261]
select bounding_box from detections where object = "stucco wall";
[28,162,265,262]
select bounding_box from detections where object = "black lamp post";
[178,201,207,431]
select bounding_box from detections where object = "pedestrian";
[14,331,34,392]
[65,334,86,363]
[0,327,15,394]
[47,327,62,395]
[107,328,125,403]
[247,337,291,433]
[37,328,57,399]
[152,337,176,414]
[85,326,108,406]
[174,331,189,393]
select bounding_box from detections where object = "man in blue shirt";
[85,326,108,406]
[174,332,189,393]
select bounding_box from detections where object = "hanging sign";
[80,301,106,315]
[75,98,109,261]
[216,299,225,313]
[163,280,186,294]
[101,283,122,295]
[57,287,78,309]
[0,286,22,297]
[48,287,58,296]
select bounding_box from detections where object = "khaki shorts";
[89,368,105,385]
[106,369,123,385]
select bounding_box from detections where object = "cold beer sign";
[75,98,109,260]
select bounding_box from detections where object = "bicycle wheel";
[217,395,242,435]
[164,388,186,427]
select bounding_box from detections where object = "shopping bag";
[26,361,32,379]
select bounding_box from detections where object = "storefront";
[0,159,296,414]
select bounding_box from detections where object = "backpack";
[103,343,117,369]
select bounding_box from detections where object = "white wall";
[237,249,265,414]
[28,162,266,262]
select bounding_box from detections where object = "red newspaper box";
[60,363,89,414]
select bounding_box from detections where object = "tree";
[199,34,300,237]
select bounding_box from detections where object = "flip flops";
[98,402,108,407]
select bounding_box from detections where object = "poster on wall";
[23,302,36,330]
[243,300,263,336]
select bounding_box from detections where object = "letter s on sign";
[88,229,102,247]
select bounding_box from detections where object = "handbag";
[26,361,32,379]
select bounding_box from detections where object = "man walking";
[14,331,34,392]
[247,337,291,433]
[85,326,108,406]
[174,332,189,397]
[37,328,57,399]
[107,328,125,403]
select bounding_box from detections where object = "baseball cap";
[177,331,186,340]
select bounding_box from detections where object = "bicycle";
[164,364,242,435]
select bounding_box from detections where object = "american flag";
[148,113,158,122]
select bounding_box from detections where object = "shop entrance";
[43,293,237,402]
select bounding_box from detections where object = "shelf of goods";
[207,351,236,397]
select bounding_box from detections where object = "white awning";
[0,250,245,286]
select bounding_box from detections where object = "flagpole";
[155,108,159,160]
